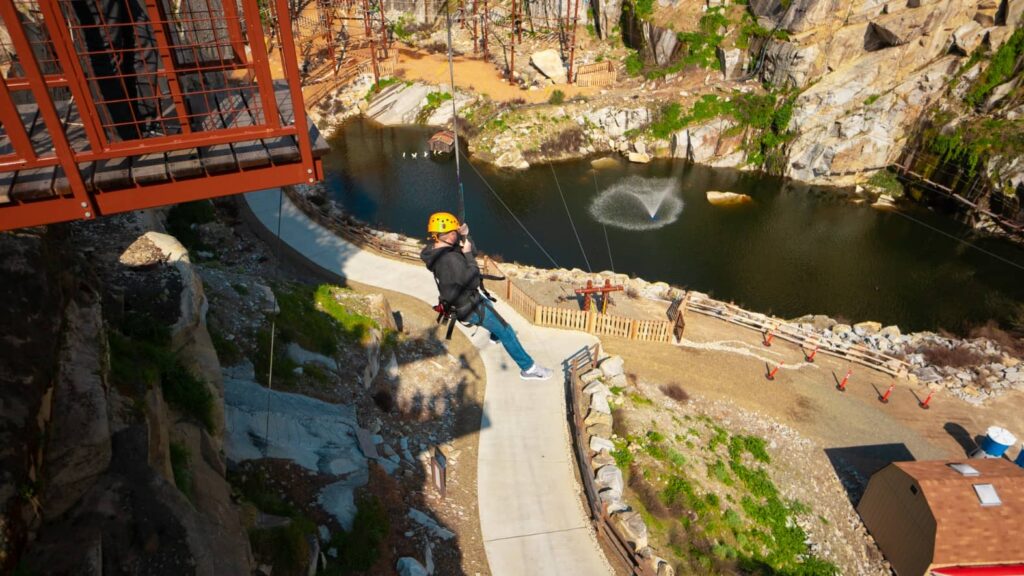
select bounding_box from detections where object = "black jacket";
[421,242,482,319]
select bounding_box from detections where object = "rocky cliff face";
[0,216,252,575]
[748,0,1021,184]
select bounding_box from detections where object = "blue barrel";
[979,426,1017,458]
[1016,445,1024,468]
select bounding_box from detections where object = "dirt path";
[391,45,601,103]
[604,311,1024,463]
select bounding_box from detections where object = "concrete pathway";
[245,189,612,576]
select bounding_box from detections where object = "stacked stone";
[578,355,675,576]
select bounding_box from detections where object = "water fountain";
[588,176,683,231]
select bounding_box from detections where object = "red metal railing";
[0,0,323,231]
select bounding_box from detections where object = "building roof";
[891,459,1024,568]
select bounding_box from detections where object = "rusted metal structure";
[574,278,623,314]
[0,0,329,231]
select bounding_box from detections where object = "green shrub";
[612,438,634,468]
[160,355,215,432]
[365,77,401,102]
[625,51,644,76]
[548,89,566,105]
[170,442,193,499]
[416,90,454,123]
[249,515,317,576]
[966,28,1024,108]
[108,326,214,431]
[231,467,297,517]
[209,324,244,366]
[166,200,216,253]
[866,169,904,197]
[327,495,389,574]
[630,0,655,19]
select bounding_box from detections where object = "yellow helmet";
[427,212,459,235]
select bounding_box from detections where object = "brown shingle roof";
[892,459,1024,568]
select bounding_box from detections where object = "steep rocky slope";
[0,215,251,575]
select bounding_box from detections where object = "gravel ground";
[597,311,1024,574]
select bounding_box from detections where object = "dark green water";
[324,118,1024,334]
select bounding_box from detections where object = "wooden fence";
[567,344,657,576]
[574,61,617,88]
[287,190,914,375]
[682,294,913,378]
[483,256,676,343]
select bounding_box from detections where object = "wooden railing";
[683,294,913,378]
[288,189,915,375]
[483,256,676,343]
[566,344,656,576]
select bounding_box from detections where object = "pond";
[323,118,1024,334]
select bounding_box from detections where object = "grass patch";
[365,77,402,102]
[416,90,453,124]
[709,459,733,486]
[866,169,904,197]
[313,285,379,344]
[612,438,634,468]
[625,50,644,76]
[864,93,881,106]
[166,200,216,254]
[548,89,566,105]
[628,392,653,406]
[170,442,193,499]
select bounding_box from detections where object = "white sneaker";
[520,364,553,381]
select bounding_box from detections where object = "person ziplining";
[421,212,554,380]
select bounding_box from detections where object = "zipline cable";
[594,171,615,272]
[888,206,1024,272]
[550,163,591,272]
[263,188,286,455]
[460,148,561,268]
[445,3,466,221]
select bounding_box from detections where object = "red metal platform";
[0,0,328,231]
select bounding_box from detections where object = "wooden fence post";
[534,305,542,324]
[586,308,595,333]
[630,319,639,340]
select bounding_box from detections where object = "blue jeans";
[472,300,534,371]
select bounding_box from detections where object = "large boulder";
[612,510,649,552]
[600,355,625,378]
[717,47,745,80]
[760,41,822,88]
[953,21,986,53]
[706,191,753,206]
[366,82,434,125]
[530,49,567,84]
[595,465,624,498]
[645,23,680,66]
